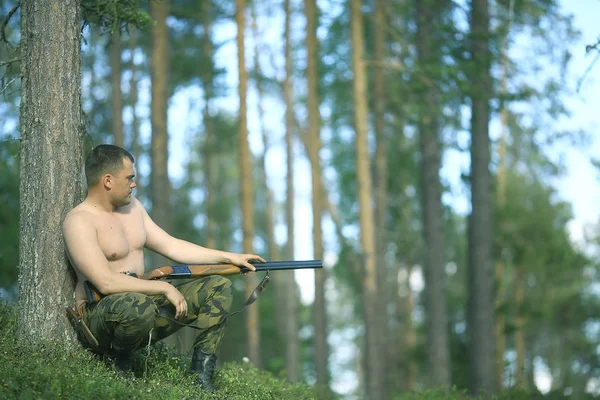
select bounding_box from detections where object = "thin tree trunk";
[415,0,450,387]
[18,0,83,344]
[351,0,383,398]
[372,0,392,392]
[304,0,328,393]
[128,26,143,201]
[150,0,171,239]
[283,0,299,382]
[495,49,508,392]
[495,2,513,387]
[110,30,124,147]
[251,4,285,345]
[236,0,261,367]
[468,0,496,393]
[202,0,217,250]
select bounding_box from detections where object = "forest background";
[1,0,600,399]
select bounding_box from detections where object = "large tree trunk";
[415,0,450,387]
[468,0,496,393]
[372,0,392,392]
[150,0,172,266]
[236,0,261,367]
[18,0,83,344]
[304,0,328,393]
[350,0,384,398]
[110,30,124,147]
[283,0,300,382]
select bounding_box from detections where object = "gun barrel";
[250,259,323,271]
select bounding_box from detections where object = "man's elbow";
[94,275,118,295]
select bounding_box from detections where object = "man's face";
[110,158,136,206]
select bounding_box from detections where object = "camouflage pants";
[82,276,232,354]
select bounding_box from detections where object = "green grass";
[0,303,319,400]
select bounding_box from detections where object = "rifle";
[84,259,322,306]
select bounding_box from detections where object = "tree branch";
[1,2,20,44]
[0,58,20,68]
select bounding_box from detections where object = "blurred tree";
[149,0,172,269]
[236,0,261,367]
[109,30,124,146]
[414,0,450,387]
[283,0,300,382]
[304,0,328,393]
[468,0,496,393]
[350,0,384,398]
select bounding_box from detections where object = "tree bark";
[150,0,172,267]
[283,0,300,382]
[110,30,124,147]
[304,0,328,393]
[18,0,83,344]
[236,0,261,367]
[415,0,450,387]
[468,0,496,393]
[350,0,384,398]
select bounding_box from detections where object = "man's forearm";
[99,272,171,296]
[165,238,233,265]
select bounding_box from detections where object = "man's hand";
[228,253,267,272]
[165,285,188,319]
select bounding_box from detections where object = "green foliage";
[0,303,320,400]
[82,0,155,33]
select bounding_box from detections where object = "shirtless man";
[63,144,265,392]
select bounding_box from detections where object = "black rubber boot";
[114,351,134,374]
[190,349,217,392]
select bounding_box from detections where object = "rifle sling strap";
[158,271,271,330]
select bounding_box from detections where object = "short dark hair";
[85,144,134,186]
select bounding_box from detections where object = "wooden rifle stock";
[84,260,322,305]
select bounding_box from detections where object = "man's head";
[85,145,136,206]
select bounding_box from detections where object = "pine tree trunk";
[128,26,143,201]
[251,5,286,348]
[372,0,392,392]
[304,0,328,392]
[468,0,496,393]
[150,0,172,267]
[202,0,216,250]
[415,0,450,387]
[283,0,300,382]
[236,0,261,367]
[350,0,383,397]
[18,0,83,344]
[110,30,124,147]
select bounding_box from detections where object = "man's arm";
[62,212,188,318]
[138,199,265,270]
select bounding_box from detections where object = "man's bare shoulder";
[63,204,98,231]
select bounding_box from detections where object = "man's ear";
[101,173,112,190]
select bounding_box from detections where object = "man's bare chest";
[95,212,146,261]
